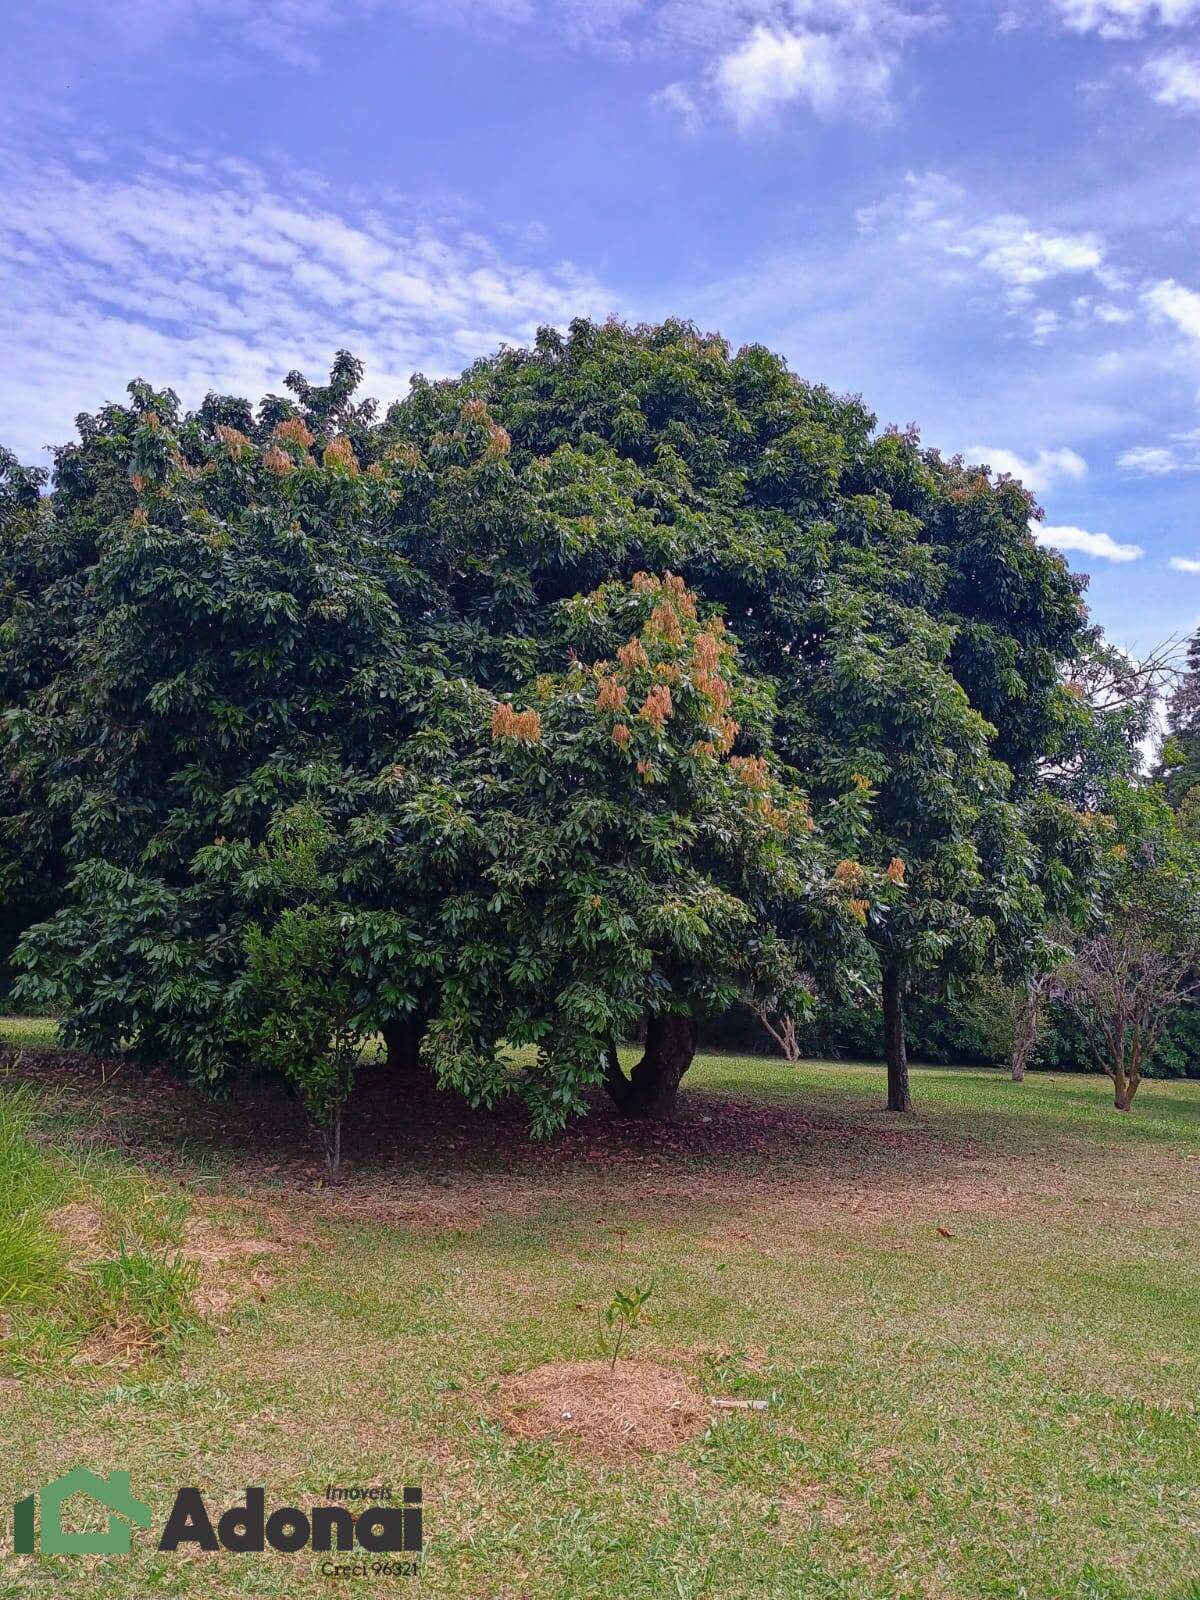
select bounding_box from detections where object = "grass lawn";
[0,1020,1198,1598]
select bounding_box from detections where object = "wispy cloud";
[0,153,614,462]
[1119,444,1179,473]
[857,172,1116,341]
[1035,522,1144,561]
[1050,0,1200,38]
[1118,430,1200,473]
[1169,555,1200,572]
[652,80,703,134]
[77,0,536,69]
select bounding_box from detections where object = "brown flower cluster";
[611,723,631,748]
[885,856,906,884]
[834,859,865,884]
[484,422,511,460]
[323,436,359,475]
[646,601,685,646]
[275,418,314,448]
[263,446,293,476]
[596,676,628,712]
[847,898,870,926]
[617,638,650,671]
[730,755,770,790]
[639,683,673,730]
[491,703,543,744]
[215,424,252,459]
[692,631,721,674]
[712,714,738,754]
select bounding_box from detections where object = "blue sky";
[1,0,1197,654]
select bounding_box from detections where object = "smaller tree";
[238,905,365,1177]
[231,806,373,1176]
[1059,787,1200,1110]
[1007,967,1060,1083]
[747,998,803,1063]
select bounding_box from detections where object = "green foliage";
[231,807,374,1175]
[599,1281,654,1372]
[0,320,1119,1125]
[400,571,894,1128]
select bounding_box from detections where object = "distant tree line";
[2,320,1196,1166]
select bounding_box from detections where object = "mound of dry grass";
[491,1359,708,1458]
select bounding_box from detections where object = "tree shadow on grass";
[1,1045,1051,1232]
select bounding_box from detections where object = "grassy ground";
[0,1021,1198,1598]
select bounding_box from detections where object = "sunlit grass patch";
[0,1014,60,1048]
[0,1085,201,1372]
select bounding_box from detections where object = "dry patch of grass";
[491,1359,708,1457]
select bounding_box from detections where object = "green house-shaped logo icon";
[13,1468,152,1555]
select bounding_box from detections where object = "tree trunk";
[1113,1070,1141,1110]
[605,1014,696,1120]
[382,1014,426,1077]
[323,1107,342,1180]
[1011,979,1046,1082]
[1011,1030,1031,1082]
[751,1005,801,1062]
[882,960,912,1112]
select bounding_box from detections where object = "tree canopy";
[1,319,1126,1134]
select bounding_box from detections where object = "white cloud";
[652,80,703,133]
[1143,278,1200,342]
[1143,48,1200,108]
[1119,444,1179,473]
[858,172,1115,341]
[714,22,893,126]
[1034,523,1144,561]
[1051,0,1200,37]
[1029,308,1061,343]
[966,443,1088,492]
[638,2,936,131]
[0,154,614,463]
[1118,430,1200,473]
[963,217,1104,290]
[1169,555,1200,572]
